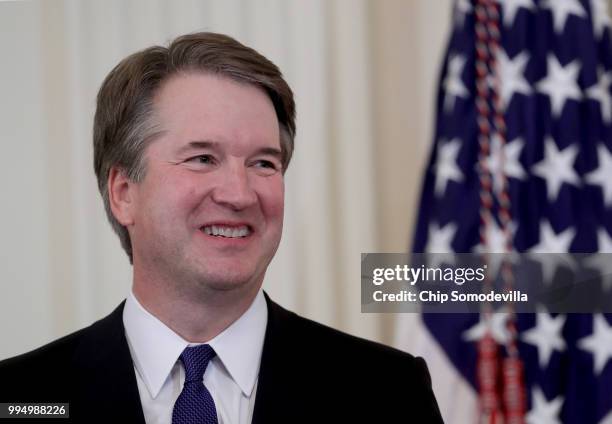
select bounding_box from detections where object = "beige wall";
[370,0,452,342]
[370,0,451,253]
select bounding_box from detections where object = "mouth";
[200,224,252,238]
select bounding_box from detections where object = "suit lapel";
[251,294,296,424]
[71,302,146,423]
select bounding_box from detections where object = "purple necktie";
[172,345,218,424]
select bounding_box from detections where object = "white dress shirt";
[123,290,268,424]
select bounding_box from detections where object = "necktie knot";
[179,344,216,383]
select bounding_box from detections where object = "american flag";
[412,0,612,422]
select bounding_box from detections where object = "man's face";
[126,73,284,295]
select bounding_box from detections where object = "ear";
[108,166,137,226]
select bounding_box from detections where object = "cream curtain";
[0,0,452,371]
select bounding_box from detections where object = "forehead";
[151,72,280,150]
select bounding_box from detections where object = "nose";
[211,163,258,210]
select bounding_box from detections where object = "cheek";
[259,178,285,219]
[137,174,201,224]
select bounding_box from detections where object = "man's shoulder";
[0,303,124,367]
[0,303,126,399]
[265,295,424,375]
[0,327,87,373]
[257,296,444,423]
[0,326,90,402]
[289,306,413,359]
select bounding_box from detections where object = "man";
[0,32,442,423]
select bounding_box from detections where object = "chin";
[194,269,261,293]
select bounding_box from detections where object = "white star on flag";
[540,0,586,34]
[526,386,563,424]
[585,144,612,206]
[433,138,464,196]
[483,135,526,195]
[529,221,575,253]
[601,410,612,424]
[521,310,567,369]
[591,0,612,40]
[597,227,612,252]
[425,222,457,268]
[426,221,457,253]
[585,228,612,291]
[578,314,612,375]
[497,0,535,28]
[496,49,531,110]
[528,220,576,283]
[586,67,612,124]
[536,55,582,118]
[454,0,472,29]
[463,311,512,344]
[532,137,580,202]
[443,55,469,113]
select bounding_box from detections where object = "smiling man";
[113,73,285,346]
[0,33,442,423]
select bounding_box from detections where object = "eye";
[194,154,214,164]
[255,160,277,170]
[186,154,216,165]
[252,159,281,176]
[182,154,218,171]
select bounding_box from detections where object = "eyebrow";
[177,140,283,160]
[256,147,283,160]
[176,140,217,155]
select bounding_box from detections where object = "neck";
[132,274,261,343]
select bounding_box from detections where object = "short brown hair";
[93,32,296,263]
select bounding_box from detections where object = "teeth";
[202,225,250,238]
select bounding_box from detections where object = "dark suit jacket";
[0,295,443,423]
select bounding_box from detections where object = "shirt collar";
[123,289,267,399]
